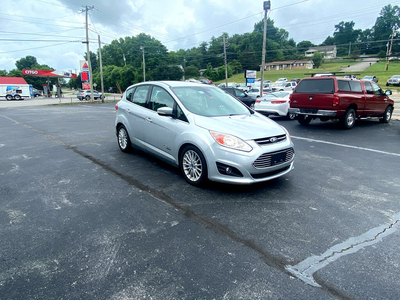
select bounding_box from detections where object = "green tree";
[372,4,400,53]
[0,70,7,76]
[228,60,242,74]
[333,21,362,56]
[184,65,199,78]
[312,52,323,68]
[15,55,38,70]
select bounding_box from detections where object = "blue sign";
[247,78,255,84]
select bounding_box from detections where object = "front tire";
[380,106,392,123]
[341,108,356,129]
[117,125,132,153]
[85,95,90,101]
[298,115,312,125]
[180,145,207,186]
[6,95,13,101]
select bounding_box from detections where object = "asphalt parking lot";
[1,103,400,299]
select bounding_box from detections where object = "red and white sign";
[81,72,89,82]
[22,69,77,78]
[82,82,91,90]
[80,60,89,71]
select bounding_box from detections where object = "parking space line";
[286,212,400,287]
[291,136,400,157]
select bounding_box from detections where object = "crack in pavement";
[286,213,400,288]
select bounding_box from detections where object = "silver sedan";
[115,81,295,186]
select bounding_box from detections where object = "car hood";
[193,113,285,140]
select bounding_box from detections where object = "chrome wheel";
[341,108,356,129]
[117,126,132,152]
[346,112,355,127]
[182,150,203,182]
[380,106,392,123]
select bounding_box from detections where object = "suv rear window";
[294,78,334,94]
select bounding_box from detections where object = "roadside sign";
[245,70,257,79]
[82,82,90,90]
[246,78,255,84]
[80,60,89,71]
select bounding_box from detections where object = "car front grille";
[252,147,294,169]
[254,134,286,145]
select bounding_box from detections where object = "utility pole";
[98,35,104,103]
[386,28,395,71]
[83,5,95,102]
[348,42,351,57]
[140,46,146,81]
[260,1,270,98]
[183,57,186,81]
[223,36,228,87]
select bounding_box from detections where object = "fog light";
[226,167,232,175]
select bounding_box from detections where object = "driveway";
[340,57,379,72]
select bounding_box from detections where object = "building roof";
[307,45,337,52]
[0,77,28,85]
[263,60,313,66]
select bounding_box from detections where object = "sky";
[0,0,397,73]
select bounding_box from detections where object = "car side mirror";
[157,106,173,117]
[385,90,392,96]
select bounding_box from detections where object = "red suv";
[289,77,394,129]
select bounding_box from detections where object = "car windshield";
[172,86,251,117]
[363,76,373,79]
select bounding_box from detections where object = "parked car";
[200,78,213,85]
[274,78,288,84]
[344,74,358,79]
[362,75,378,83]
[247,88,271,98]
[32,88,42,97]
[289,77,394,129]
[386,75,400,86]
[290,78,301,84]
[77,90,103,101]
[221,87,256,108]
[115,81,295,185]
[254,91,295,120]
[272,81,297,92]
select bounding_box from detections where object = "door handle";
[126,108,131,113]
[145,117,152,123]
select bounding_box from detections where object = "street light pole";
[260,1,270,98]
[84,5,95,102]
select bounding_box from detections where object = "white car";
[247,88,271,98]
[254,91,296,120]
[274,78,288,85]
[271,81,297,92]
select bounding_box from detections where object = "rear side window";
[349,81,362,92]
[132,86,150,107]
[337,80,351,92]
[364,82,373,94]
[295,79,334,94]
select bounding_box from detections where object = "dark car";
[290,78,301,83]
[221,87,256,108]
[32,89,42,97]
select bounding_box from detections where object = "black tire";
[117,125,132,153]
[341,108,356,129]
[298,115,312,125]
[85,95,90,101]
[14,95,21,100]
[180,145,207,186]
[5,95,13,101]
[386,83,389,86]
[286,112,296,120]
[380,106,392,123]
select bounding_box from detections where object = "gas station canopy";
[22,69,77,78]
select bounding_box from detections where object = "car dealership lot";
[1,104,400,299]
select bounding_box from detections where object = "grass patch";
[215,59,400,91]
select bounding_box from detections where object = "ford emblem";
[269,137,278,143]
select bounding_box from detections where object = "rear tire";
[380,106,392,123]
[298,115,312,125]
[117,125,132,153]
[286,112,296,120]
[341,108,356,129]
[14,95,21,100]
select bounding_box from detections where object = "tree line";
[1,4,398,92]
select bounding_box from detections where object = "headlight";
[210,131,252,152]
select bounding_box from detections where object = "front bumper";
[289,108,337,117]
[205,138,295,184]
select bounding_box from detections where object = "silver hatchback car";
[115,81,294,186]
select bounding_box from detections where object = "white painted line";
[291,136,400,157]
[286,212,400,287]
